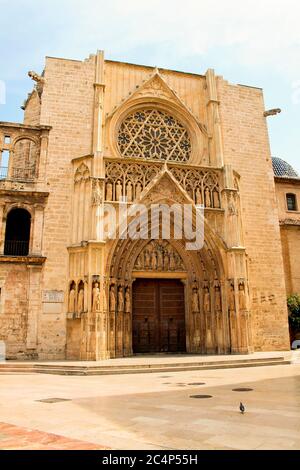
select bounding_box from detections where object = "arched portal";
[100,169,252,359]
[105,229,230,358]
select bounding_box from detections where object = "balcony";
[4,240,29,257]
[0,166,36,182]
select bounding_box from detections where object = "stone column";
[123,284,133,357]
[206,69,224,168]
[108,281,116,358]
[92,50,105,177]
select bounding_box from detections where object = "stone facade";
[0,51,293,360]
[275,176,300,295]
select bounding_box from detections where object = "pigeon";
[240,402,245,414]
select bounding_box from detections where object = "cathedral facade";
[0,50,296,360]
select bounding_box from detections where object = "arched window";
[4,208,31,256]
[286,193,297,212]
[117,108,191,162]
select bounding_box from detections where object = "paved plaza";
[0,358,300,450]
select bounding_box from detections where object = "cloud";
[0,0,299,171]
[1,0,299,78]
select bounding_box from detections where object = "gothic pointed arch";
[106,71,208,165]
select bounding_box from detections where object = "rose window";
[117,109,191,162]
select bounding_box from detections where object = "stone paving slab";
[0,422,110,450]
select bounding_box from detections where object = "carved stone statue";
[151,251,157,270]
[215,283,222,312]
[125,288,131,313]
[228,192,237,215]
[136,254,143,269]
[110,286,116,312]
[203,286,211,314]
[133,241,186,273]
[157,248,163,270]
[144,250,151,269]
[163,251,169,271]
[213,190,220,209]
[195,188,202,205]
[118,287,124,313]
[116,181,123,201]
[78,287,84,314]
[239,282,247,311]
[92,179,103,206]
[205,188,211,208]
[169,251,175,271]
[126,181,133,202]
[192,288,200,313]
[106,182,113,201]
[68,285,76,313]
[92,282,101,312]
[229,282,236,312]
[135,182,142,200]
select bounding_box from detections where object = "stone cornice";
[0,189,49,199]
[274,176,300,185]
[0,255,46,265]
[280,219,300,227]
[0,121,52,131]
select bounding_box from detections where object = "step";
[31,356,285,371]
[0,357,290,376]
[31,359,290,376]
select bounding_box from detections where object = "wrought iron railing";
[0,166,36,181]
[4,240,29,256]
[0,167,8,180]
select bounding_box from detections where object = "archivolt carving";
[117,109,191,162]
[133,240,185,272]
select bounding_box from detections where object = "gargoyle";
[264,108,281,117]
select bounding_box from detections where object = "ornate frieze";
[104,159,222,208]
[133,240,186,272]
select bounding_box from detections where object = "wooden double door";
[132,279,186,353]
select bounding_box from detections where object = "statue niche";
[77,281,85,318]
[133,240,185,272]
[68,281,76,314]
[92,282,101,312]
[109,285,116,312]
[117,286,124,313]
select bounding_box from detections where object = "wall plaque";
[42,290,64,304]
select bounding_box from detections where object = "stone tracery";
[117,109,191,162]
[105,160,222,208]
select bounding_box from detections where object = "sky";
[0,0,299,172]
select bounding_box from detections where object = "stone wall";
[34,55,95,358]
[0,264,28,359]
[217,79,290,351]
[275,179,300,296]
[24,91,41,126]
